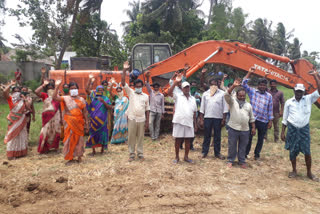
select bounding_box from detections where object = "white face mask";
[47,89,54,97]
[117,91,123,98]
[70,89,79,97]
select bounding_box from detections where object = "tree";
[10,0,104,69]
[121,0,141,35]
[249,18,272,53]
[288,37,301,59]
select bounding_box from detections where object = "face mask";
[21,91,29,96]
[210,85,218,96]
[70,89,79,97]
[63,88,69,94]
[135,88,142,94]
[117,91,123,98]
[47,89,54,97]
[96,91,103,96]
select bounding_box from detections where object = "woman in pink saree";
[53,80,88,163]
[35,80,61,154]
[3,81,29,160]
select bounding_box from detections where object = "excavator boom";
[146,40,319,107]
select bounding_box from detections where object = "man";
[225,79,256,168]
[200,78,228,159]
[281,71,320,181]
[145,71,165,141]
[168,73,197,163]
[121,61,150,162]
[242,67,273,160]
[265,79,285,142]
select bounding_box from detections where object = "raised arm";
[221,74,228,89]
[40,67,46,84]
[167,73,182,96]
[200,68,207,89]
[3,80,16,99]
[35,80,49,97]
[86,74,95,95]
[145,71,152,94]
[121,61,130,87]
[309,70,320,94]
[52,80,62,102]
[97,97,113,110]
[225,78,241,105]
[243,66,255,80]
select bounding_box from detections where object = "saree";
[4,93,28,158]
[38,93,61,154]
[61,96,86,160]
[104,89,114,140]
[86,91,111,149]
[111,96,129,144]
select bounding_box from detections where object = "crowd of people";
[2,63,320,181]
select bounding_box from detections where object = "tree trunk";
[55,0,81,69]
[206,0,214,27]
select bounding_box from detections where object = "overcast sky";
[2,0,320,54]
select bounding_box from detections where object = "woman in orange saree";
[53,81,88,163]
[3,81,29,160]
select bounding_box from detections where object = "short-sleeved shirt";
[268,89,285,114]
[124,84,150,122]
[15,71,21,80]
[282,90,320,128]
[172,93,197,128]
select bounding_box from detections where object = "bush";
[24,79,40,91]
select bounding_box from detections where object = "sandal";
[128,157,135,162]
[308,174,320,182]
[184,159,194,164]
[226,162,232,168]
[288,171,298,178]
[240,163,247,169]
[173,159,179,164]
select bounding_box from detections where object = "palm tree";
[121,0,141,34]
[141,0,204,31]
[249,18,273,53]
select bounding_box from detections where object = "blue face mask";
[135,87,142,94]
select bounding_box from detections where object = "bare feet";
[128,157,135,162]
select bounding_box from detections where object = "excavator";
[49,40,320,108]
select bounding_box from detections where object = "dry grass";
[0,133,319,213]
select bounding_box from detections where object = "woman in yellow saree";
[53,80,88,164]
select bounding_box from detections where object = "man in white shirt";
[281,71,320,181]
[121,62,150,162]
[200,78,228,159]
[168,74,197,164]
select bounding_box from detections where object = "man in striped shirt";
[242,67,273,160]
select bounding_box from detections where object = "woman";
[60,83,69,140]
[3,81,29,160]
[35,80,61,154]
[102,80,115,140]
[53,81,87,163]
[21,86,35,135]
[111,87,129,144]
[86,85,113,154]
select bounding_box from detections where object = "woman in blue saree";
[111,87,129,144]
[86,85,113,155]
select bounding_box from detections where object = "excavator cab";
[131,43,172,73]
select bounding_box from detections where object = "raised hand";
[145,71,151,78]
[55,79,62,86]
[308,70,318,76]
[249,67,256,73]
[223,74,228,79]
[233,78,241,87]
[43,80,49,86]
[201,68,208,74]
[110,77,116,83]
[11,80,16,85]
[184,63,190,71]
[123,61,130,71]
[175,73,183,83]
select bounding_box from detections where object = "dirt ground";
[0,134,320,214]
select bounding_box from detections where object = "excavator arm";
[146,40,320,107]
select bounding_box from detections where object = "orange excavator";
[49,40,320,107]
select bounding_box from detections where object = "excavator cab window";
[132,43,172,72]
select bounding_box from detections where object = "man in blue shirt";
[281,71,320,181]
[242,67,273,160]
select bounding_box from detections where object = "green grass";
[0,102,43,154]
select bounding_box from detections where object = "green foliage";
[23,79,40,91]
